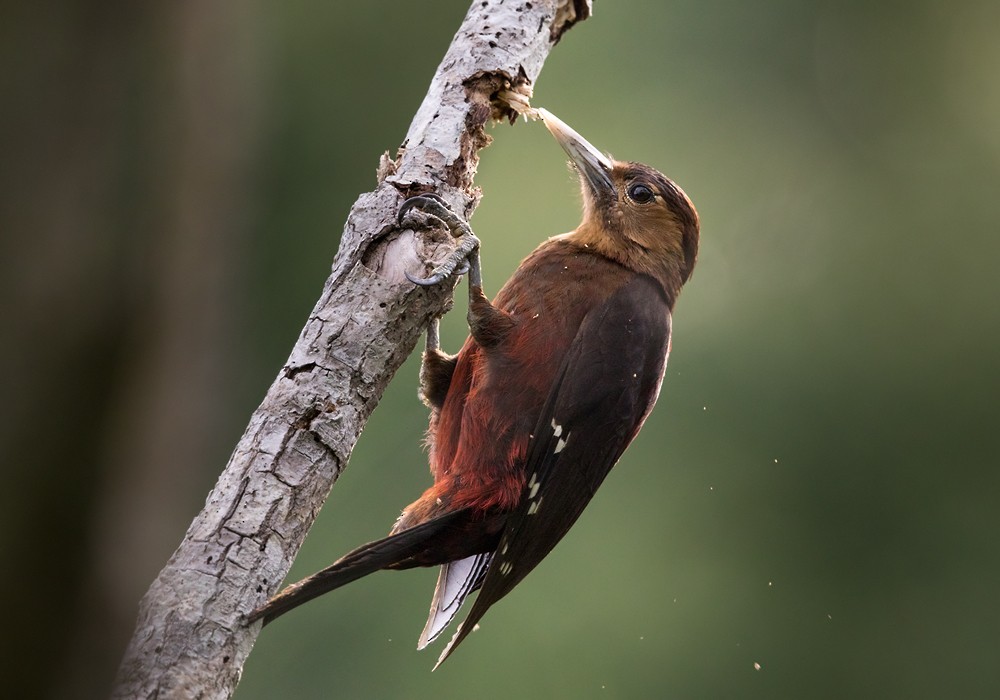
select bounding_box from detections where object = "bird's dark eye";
[627,183,655,204]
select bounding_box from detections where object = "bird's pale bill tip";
[535,106,555,124]
[536,108,613,172]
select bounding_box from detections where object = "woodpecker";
[248,109,700,668]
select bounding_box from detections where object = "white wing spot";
[551,418,563,437]
[554,437,567,454]
[501,542,508,556]
[499,561,513,576]
[528,471,540,498]
[527,497,543,515]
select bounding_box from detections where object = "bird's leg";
[467,286,515,350]
[399,194,514,353]
[419,317,456,410]
[398,195,468,407]
[425,316,442,353]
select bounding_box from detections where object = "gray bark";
[111,1,592,698]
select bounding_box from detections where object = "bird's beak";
[538,108,616,200]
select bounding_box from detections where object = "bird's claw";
[398,194,482,289]
[405,269,451,287]
[397,193,451,227]
[403,258,471,287]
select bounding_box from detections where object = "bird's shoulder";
[494,237,636,319]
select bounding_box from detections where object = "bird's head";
[539,109,700,299]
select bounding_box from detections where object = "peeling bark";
[112,1,592,698]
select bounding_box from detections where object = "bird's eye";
[627,183,655,204]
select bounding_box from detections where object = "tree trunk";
[111,1,592,698]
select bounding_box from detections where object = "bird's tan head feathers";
[539,109,699,298]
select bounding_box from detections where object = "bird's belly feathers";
[432,241,637,512]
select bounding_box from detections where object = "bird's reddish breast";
[430,239,633,512]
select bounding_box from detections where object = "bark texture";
[112,1,592,698]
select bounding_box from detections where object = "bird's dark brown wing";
[434,274,672,667]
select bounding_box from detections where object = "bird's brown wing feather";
[434,275,672,667]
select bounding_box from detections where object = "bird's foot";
[398,194,482,289]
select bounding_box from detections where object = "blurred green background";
[4,0,999,698]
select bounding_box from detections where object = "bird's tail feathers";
[246,509,469,626]
[417,552,492,649]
